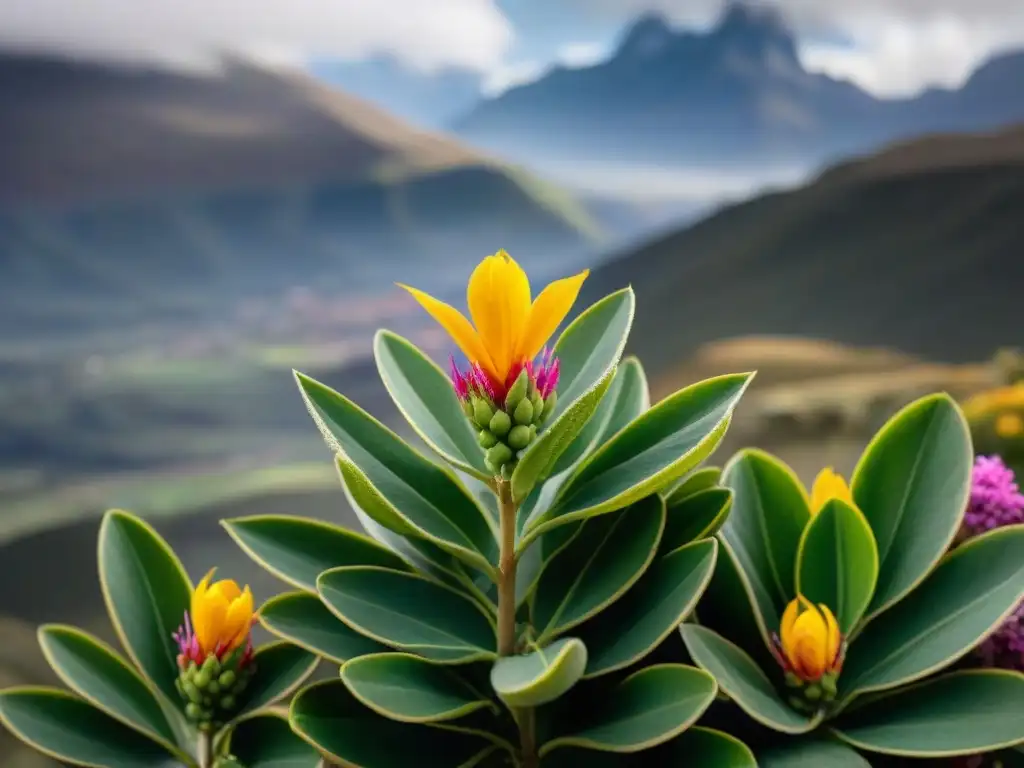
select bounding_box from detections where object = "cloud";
[0,0,514,73]
[515,0,1024,95]
[483,39,612,95]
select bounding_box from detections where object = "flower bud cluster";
[175,647,254,728]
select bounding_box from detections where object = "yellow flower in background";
[809,467,854,515]
[772,597,843,683]
[399,250,588,390]
[963,384,1024,420]
[995,412,1024,438]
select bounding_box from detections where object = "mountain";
[0,52,601,337]
[309,55,482,129]
[583,126,1024,372]
[453,3,1024,168]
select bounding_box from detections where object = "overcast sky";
[1,0,1023,97]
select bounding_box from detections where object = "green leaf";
[259,592,389,664]
[0,687,179,768]
[290,679,497,767]
[650,727,758,766]
[833,670,1024,757]
[235,642,318,720]
[97,509,192,707]
[511,288,636,502]
[531,495,665,641]
[719,449,812,645]
[680,624,820,735]
[374,330,491,480]
[660,488,733,555]
[758,739,872,767]
[525,373,751,547]
[540,663,716,756]
[490,638,587,708]
[851,393,973,620]
[580,539,718,678]
[296,372,498,577]
[342,653,495,722]
[229,711,320,768]
[222,514,410,593]
[795,498,879,635]
[317,566,497,663]
[664,467,723,506]
[592,356,650,445]
[36,625,182,758]
[840,525,1024,698]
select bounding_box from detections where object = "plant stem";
[197,730,213,768]
[517,707,538,768]
[496,479,518,657]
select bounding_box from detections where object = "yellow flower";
[774,597,842,683]
[399,250,588,390]
[809,467,853,515]
[189,568,254,659]
[963,385,1024,420]
[995,412,1024,438]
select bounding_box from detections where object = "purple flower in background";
[962,455,1024,673]
[962,455,1024,537]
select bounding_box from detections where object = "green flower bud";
[478,429,498,449]
[220,695,237,711]
[472,397,494,428]
[462,400,474,420]
[185,702,203,721]
[485,443,513,473]
[218,670,236,688]
[505,370,529,411]
[530,392,544,422]
[489,410,512,437]
[541,391,558,422]
[202,655,220,674]
[508,425,532,451]
[184,682,202,704]
[803,684,822,702]
[193,671,210,690]
[513,397,534,425]
[207,681,220,696]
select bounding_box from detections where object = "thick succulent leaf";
[259,591,389,664]
[222,514,410,592]
[229,711,321,768]
[660,488,733,554]
[523,373,751,547]
[719,449,812,645]
[374,330,491,480]
[97,510,192,707]
[531,495,665,642]
[650,727,758,766]
[795,498,879,635]
[290,679,497,767]
[840,525,1024,698]
[851,394,973,620]
[490,638,587,708]
[664,466,723,506]
[0,687,179,768]
[539,664,717,756]
[592,356,650,445]
[318,566,497,664]
[579,539,717,678]
[296,372,498,576]
[234,642,318,720]
[757,739,872,767]
[680,624,821,735]
[342,653,495,722]
[511,288,635,502]
[833,670,1024,757]
[36,625,183,759]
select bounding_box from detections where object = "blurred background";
[1,0,1023,762]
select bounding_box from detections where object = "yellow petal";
[194,587,228,657]
[397,284,498,381]
[790,608,828,680]
[779,598,800,652]
[467,251,531,382]
[810,467,853,514]
[191,568,216,627]
[820,603,842,666]
[515,269,589,362]
[210,579,242,603]
[221,586,255,652]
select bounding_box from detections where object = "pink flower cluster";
[450,347,560,404]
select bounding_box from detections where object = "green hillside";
[586,127,1024,374]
